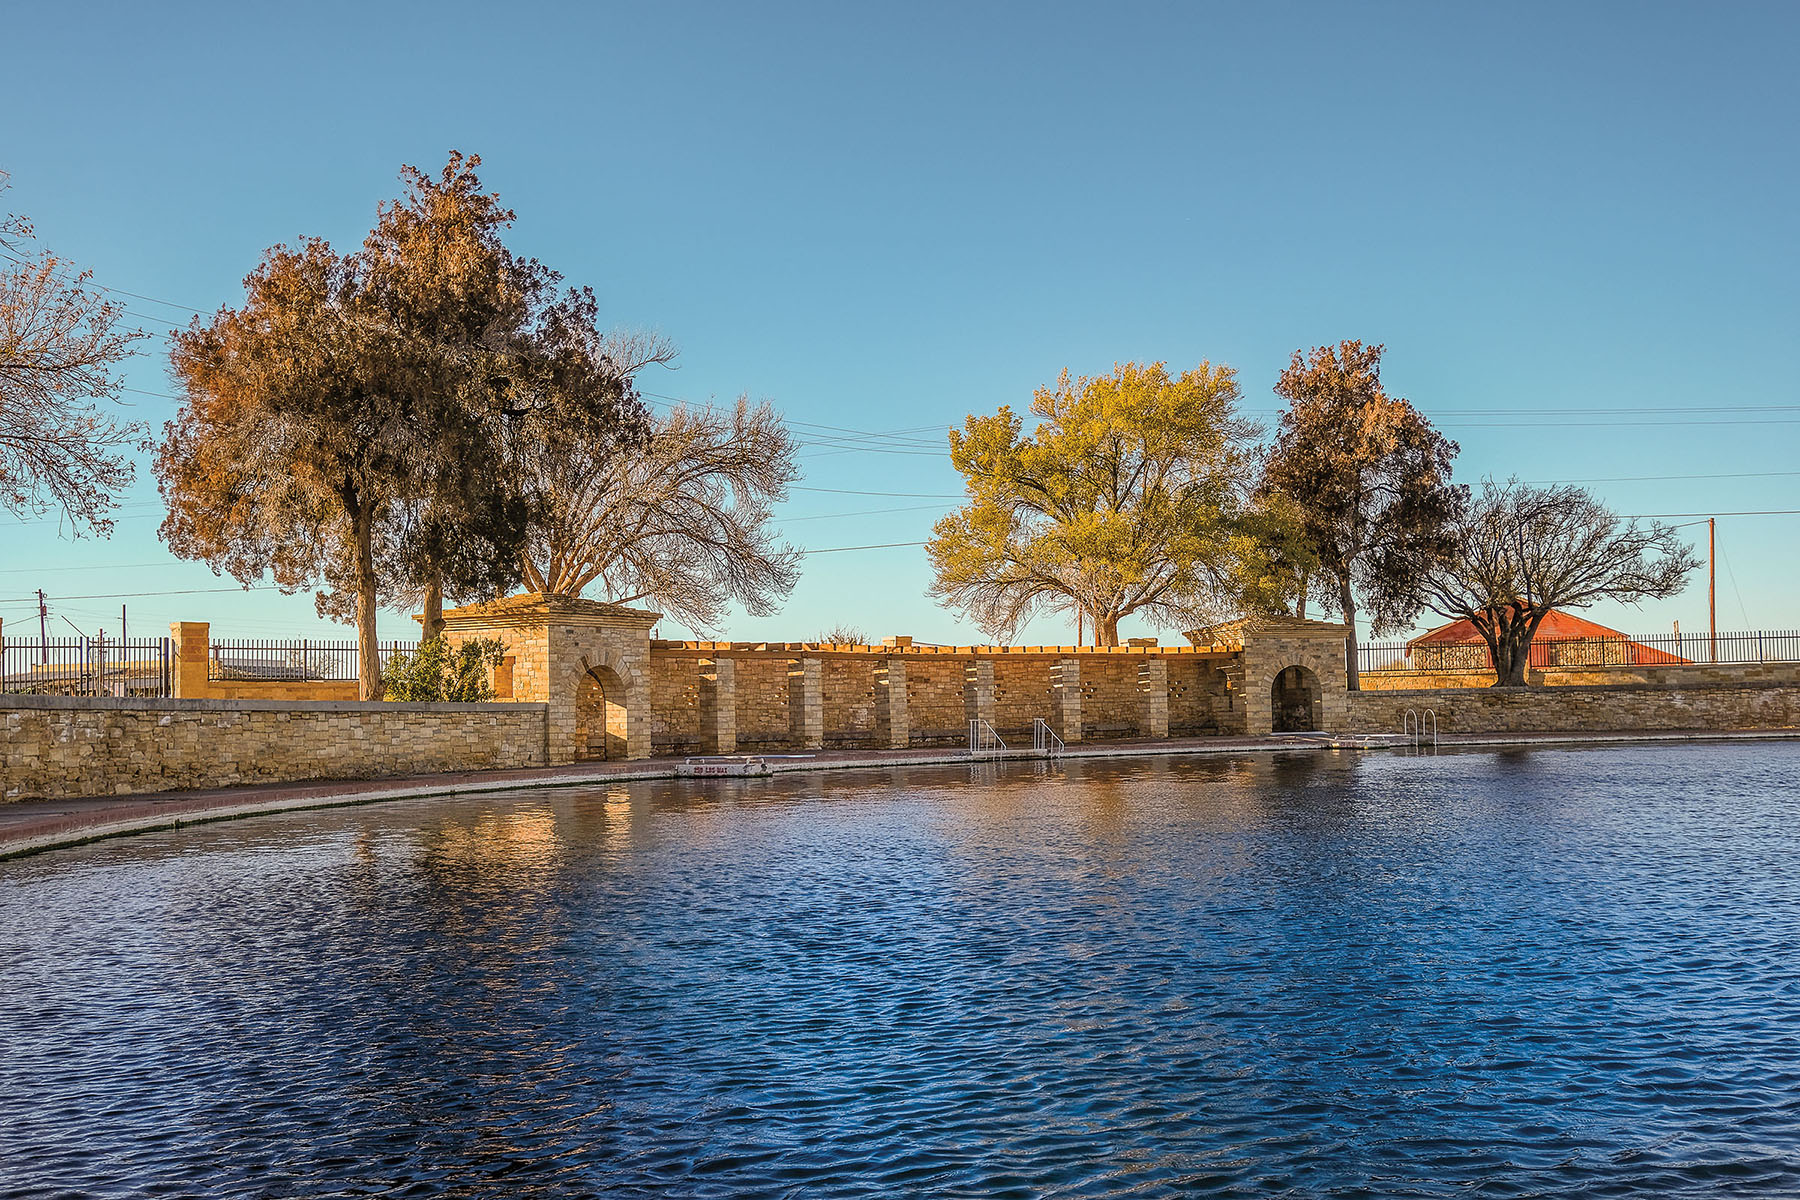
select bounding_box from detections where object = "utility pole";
[121,604,127,646]
[37,590,47,663]
[1708,517,1717,664]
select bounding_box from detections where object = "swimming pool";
[3,744,1797,1196]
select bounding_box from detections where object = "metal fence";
[1,637,174,697]
[206,639,418,683]
[1359,630,1800,675]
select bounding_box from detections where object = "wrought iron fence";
[1,637,173,697]
[206,639,418,683]
[1359,630,1800,675]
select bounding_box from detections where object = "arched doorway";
[574,664,631,760]
[1271,665,1321,732]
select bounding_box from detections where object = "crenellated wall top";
[649,640,1237,657]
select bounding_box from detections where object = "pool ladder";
[968,718,1007,759]
[1032,718,1066,759]
[1402,708,1438,752]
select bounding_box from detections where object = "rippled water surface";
[4,745,1800,1197]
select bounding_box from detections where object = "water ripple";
[3,744,1800,1197]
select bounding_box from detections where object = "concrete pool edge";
[3,727,1798,861]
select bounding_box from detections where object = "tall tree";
[1420,479,1698,686]
[160,238,414,697]
[926,361,1276,646]
[159,154,642,695]
[519,391,801,630]
[0,189,148,535]
[1259,341,1465,689]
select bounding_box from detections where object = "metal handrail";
[1401,708,1438,752]
[968,718,1007,758]
[1032,718,1066,758]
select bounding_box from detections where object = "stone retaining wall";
[1346,680,1800,735]
[1,696,548,802]
[1360,661,1800,691]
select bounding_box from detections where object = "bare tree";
[1419,479,1698,686]
[0,187,148,535]
[519,394,802,630]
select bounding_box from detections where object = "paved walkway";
[3,728,1795,861]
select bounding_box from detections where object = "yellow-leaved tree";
[926,361,1302,646]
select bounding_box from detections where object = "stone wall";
[1360,661,1800,691]
[643,641,1243,751]
[1346,680,1800,736]
[1,696,548,802]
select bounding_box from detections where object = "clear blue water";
[3,744,1800,1198]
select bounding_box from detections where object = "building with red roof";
[1406,609,1691,671]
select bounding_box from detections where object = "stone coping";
[0,695,549,715]
[1351,678,1800,698]
[4,729,1798,863]
[650,641,1236,656]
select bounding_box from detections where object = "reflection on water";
[4,744,1800,1197]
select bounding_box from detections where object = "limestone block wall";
[648,650,704,755]
[645,641,1244,751]
[905,658,969,744]
[1360,659,1800,692]
[821,656,880,747]
[1,696,548,802]
[1226,623,1351,735]
[1079,656,1146,739]
[1346,681,1800,736]
[734,656,796,750]
[1168,659,1229,734]
[992,657,1055,739]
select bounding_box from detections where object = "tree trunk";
[1296,569,1308,621]
[1340,574,1361,691]
[1095,613,1121,647]
[353,501,382,701]
[1489,606,1535,687]
[1495,627,1531,687]
[420,573,445,643]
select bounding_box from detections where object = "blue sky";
[3,2,1795,647]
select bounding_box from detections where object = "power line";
[792,484,964,499]
[799,540,928,555]
[1527,470,1800,485]
[0,585,283,604]
[779,503,951,522]
[1624,510,1800,518]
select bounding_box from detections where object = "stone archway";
[1271,664,1322,732]
[575,657,632,761]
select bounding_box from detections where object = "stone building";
[437,593,1354,763]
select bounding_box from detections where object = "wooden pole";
[1709,517,1717,663]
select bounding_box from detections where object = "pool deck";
[2,727,1796,861]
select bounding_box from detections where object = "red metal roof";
[1408,610,1690,666]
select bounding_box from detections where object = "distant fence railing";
[1,637,174,697]
[206,639,418,683]
[1360,630,1800,675]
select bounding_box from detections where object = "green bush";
[383,636,507,703]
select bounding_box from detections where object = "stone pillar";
[963,660,995,732]
[1139,657,1169,739]
[874,657,909,750]
[170,621,210,699]
[788,657,823,749]
[1051,656,1082,743]
[699,658,737,755]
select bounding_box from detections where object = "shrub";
[383,636,506,702]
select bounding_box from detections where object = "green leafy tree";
[382,636,508,702]
[1259,340,1466,689]
[1419,479,1698,686]
[927,361,1279,646]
